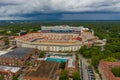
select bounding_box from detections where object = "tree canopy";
[73,72,81,80]
[111,67,120,77]
[59,70,69,80]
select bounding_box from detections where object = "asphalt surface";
[79,54,89,80]
[79,54,101,80]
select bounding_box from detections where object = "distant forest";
[0,21,120,39]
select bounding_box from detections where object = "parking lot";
[87,67,95,80]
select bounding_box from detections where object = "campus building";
[99,60,120,80]
[65,55,78,77]
[0,66,21,80]
[15,26,94,52]
[0,70,12,80]
[0,47,39,67]
[23,61,60,80]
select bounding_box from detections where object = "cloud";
[0,16,28,20]
[0,0,120,20]
[61,13,120,20]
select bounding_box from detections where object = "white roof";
[0,51,10,56]
[67,54,76,68]
[0,66,21,73]
[68,59,75,68]
[37,58,46,60]
[72,54,76,61]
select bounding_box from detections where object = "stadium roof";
[0,47,35,59]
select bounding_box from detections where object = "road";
[79,54,101,80]
[79,54,89,80]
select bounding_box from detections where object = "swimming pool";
[46,58,67,63]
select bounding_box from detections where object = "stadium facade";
[15,26,94,52]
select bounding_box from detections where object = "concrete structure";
[0,47,39,67]
[99,60,120,80]
[9,36,16,47]
[93,40,106,47]
[15,26,94,52]
[0,40,8,50]
[41,26,87,33]
[23,61,60,80]
[0,40,5,46]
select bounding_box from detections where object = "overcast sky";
[0,0,120,20]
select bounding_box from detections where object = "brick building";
[99,60,120,80]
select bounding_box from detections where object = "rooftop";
[68,59,75,68]
[0,50,11,56]
[67,55,76,68]
[0,47,35,59]
[0,66,21,73]
[24,61,59,79]
[99,60,120,80]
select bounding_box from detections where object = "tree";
[59,70,69,80]
[91,54,105,68]
[12,76,18,80]
[73,72,81,80]
[4,38,9,45]
[80,46,101,58]
[15,61,19,66]
[60,62,66,69]
[26,61,32,66]
[75,51,79,61]
[114,52,120,60]
[79,46,87,54]
[111,67,120,77]
[39,51,45,58]
[103,50,112,56]
[104,57,116,62]
[0,75,4,80]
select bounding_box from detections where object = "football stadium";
[15,26,95,51]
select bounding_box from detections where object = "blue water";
[46,58,67,63]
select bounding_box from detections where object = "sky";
[0,0,120,20]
